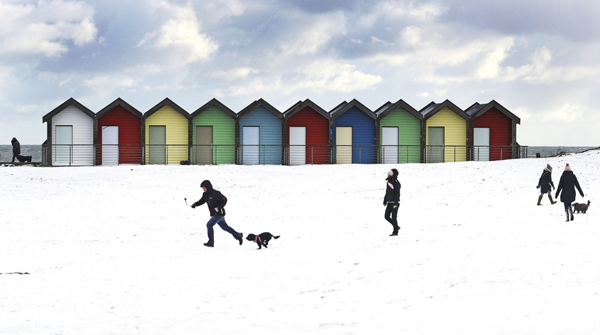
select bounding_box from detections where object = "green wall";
[192,107,236,164]
[379,107,421,163]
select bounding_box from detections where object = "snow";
[1,151,599,334]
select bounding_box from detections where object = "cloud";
[211,67,259,80]
[299,60,382,92]
[137,1,218,65]
[542,103,584,122]
[442,0,600,43]
[0,0,98,57]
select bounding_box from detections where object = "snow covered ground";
[1,150,599,334]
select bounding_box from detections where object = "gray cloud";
[441,0,600,42]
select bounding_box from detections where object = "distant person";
[10,137,32,163]
[383,169,401,236]
[11,137,20,163]
[192,180,243,247]
[555,163,585,222]
[536,164,556,205]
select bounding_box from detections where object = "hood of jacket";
[201,180,213,191]
[11,138,17,145]
[387,169,399,181]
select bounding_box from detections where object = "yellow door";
[336,127,352,164]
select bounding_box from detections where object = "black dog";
[573,200,591,214]
[246,233,280,249]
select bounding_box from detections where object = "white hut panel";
[51,105,94,166]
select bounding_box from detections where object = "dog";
[246,232,280,249]
[572,200,591,214]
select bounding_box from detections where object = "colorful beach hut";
[237,99,283,165]
[283,99,330,165]
[96,98,143,165]
[375,99,423,164]
[42,98,96,166]
[190,98,237,165]
[143,98,190,165]
[465,100,521,161]
[420,100,470,163]
[330,99,377,164]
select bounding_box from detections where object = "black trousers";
[384,203,399,231]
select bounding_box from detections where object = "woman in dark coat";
[383,169,401,236]
[555,163,585,222]
[536,164,556,205]
[11,137,20,163]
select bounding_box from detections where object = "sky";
[1,0,600,146]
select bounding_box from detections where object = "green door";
[149,126,166,164]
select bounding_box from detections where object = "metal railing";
[41,144,528,166]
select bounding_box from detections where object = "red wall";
[97,106,142,164]
[472,107,512,160]
[286,107,330,164]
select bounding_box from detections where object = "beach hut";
[190,98,237,165]
[96,98,143,165]
[143,98,190,165]
[283,99,330,165]
[330,99,377,164]
[237,99,283,165]
[375,99,423,164]
[42,98,96,166]
[465,100,521,161]
[420,100,470,163]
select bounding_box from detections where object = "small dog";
[246,232,280,249]
[572,201,591,214]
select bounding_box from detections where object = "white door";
[243,126,260,165]
[474,128,490,161]
[55,125,73,165]
[336,127,352,164]
[289,127,306,165]
[102,126,119,165]
[382,127,399,164]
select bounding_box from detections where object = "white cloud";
[0,0,98,57]
[211,67,259,80]
[542,103,584,122]
[280,12,346,56]
[298,60,382,93]
[138,1,218,64]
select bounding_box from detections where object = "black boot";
[390,226,400,236]
[204,242,214,247]
[537,195,543,206]
[569,207,574,221]
[565,209,570,222]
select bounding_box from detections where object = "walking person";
[536,164,557,205]
[192,180,243,247]
[555,164,585,222]
[383,169,401,236]
[11,137,20,163]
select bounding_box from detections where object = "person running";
[536,164,557,205]
[555,163,585,222]
[192,180,243,247]
[383,169,401,236]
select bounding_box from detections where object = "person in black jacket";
[555,164,585,222]
[383,169,401,236]
[11,137,20,163]
[192,180,243,247]
[536,164,556,205]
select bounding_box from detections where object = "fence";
[41,144,528,166]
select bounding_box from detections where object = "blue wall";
[239,106,282,165]
[332,106,376,163]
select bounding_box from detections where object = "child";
[536,164,556,205]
